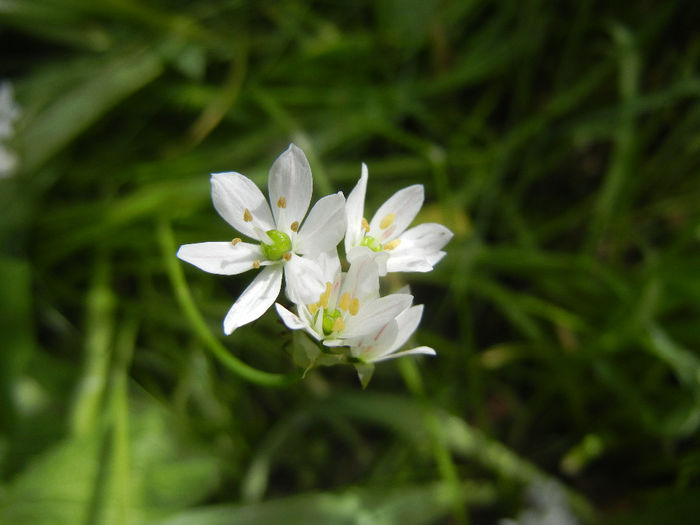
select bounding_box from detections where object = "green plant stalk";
[157,218,299,388]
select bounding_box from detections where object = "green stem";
[157,218,300,388]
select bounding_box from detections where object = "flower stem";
[157,218,300,388]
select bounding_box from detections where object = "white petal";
[398,223,453,253]
[274,303,307,330]
[344,164,368,253]
[347,245,389,277]
[386,304,423,354]
[287,303,325,341]
[296,192,346,255]
[315,249,342,284]
[343,293,413,339]
[223,265,283,334]
[386,253,434,273]
[340,253,381,304]
[370,346,436,363]
[369,185,424,242]
[425,251,446,266]
[284,254,325,304]
[177,241,262,275]
[268,144,312,232]
[211,172,275,240]
[395,284,412,295]
[347,319,397,361]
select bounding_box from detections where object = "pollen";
[243,208,253,222]
[332,317,345,332]
[319,282,332,308]
[384,239,401,251]
[290,221,299,232]
[338,292,351,312]
[349,298,360,316]
[231,238,242,245]
[361,217,370,232]
[277,196,287,208]
[380,213,395,229]
[253,259,260,269]
[283,252,291,261]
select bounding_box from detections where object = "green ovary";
[261,230,292,260]
[360,235,382,252]
[322,309,342,335]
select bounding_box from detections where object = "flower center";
[360,235,383,252]
[260,229,292,260]
[322,309,344,335]
[359,232,401,252]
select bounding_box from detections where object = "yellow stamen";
[380,213,395,229]
[349,298,360,316]
[277,196,287,208]
[384,239,401,251]
[361,217,370,232]
[290,221,299,232]
[253,259,260,269]
[319,282,332,308]
[332,317,345,332]
[308,302,319,315]
[243,208,252,222]
[283,252,291,261]
[338,292,351,311]
[231,238,242,245]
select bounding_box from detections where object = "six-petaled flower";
[345,163,453,275]
[177,144,345,334]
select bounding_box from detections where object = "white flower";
[346,303,435,364]
[177,144,346,334]
[275,254,435,385]
[0,81,20,179]
[345,164,453,275]
[344,291,435,386]
[275,254,413,344]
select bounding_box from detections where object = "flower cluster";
[177,144,452,385]
[0,82,21,179]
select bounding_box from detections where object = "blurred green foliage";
[2,0,700,523]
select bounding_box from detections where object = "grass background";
[2,0,700,523]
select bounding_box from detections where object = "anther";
[231,238,242,245]
[308,303,319,315]
[379,213,395,229]
[290,221,299,232]
[349,298,360,316]
[361,218,370,232]
[253,259,260,269]
[283,252,291,261]
[332,318,345,332]
[338,292,351,312]
[277,196,287,208]
[384,239,401,251]
[319,282,332,308]
[243,208,253,222]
